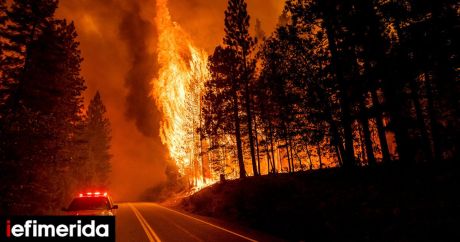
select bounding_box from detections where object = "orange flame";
[152,0,209,183]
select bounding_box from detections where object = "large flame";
[152,0,210,186]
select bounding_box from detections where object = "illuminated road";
[116,203,283,242]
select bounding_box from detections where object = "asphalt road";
[116,203,283,242]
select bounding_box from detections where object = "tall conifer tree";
[85,91,112,187]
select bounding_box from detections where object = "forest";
[197,0,458,180]
[182,1,459,240]
[0,0,112,215]
[0,0,458,222]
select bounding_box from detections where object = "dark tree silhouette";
[202,0,458,177]
[0,0,88,214]
[205,46,246,178]
[84,91,112,187]
[0,0,58,109]
[0,0,6,53]
[195,1,459,240]
[0,0,7,105]
[223,0,258,176]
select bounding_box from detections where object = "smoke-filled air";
[55,0,283,199]
[1,0,457,240]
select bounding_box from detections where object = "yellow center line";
[153,204,258,242]
[129,203,162,242]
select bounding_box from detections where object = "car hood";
[65,210,115,216]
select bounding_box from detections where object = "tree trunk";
[277,141,282,172]
[362,54,391,163]
[409,78,433,161]
[317,143,323,169]
[370,89,391,163]
[334,141,343,167]
[285,125,295,172]
[323,12,356,168]
[296,146,302,171]
[357,0,414,163]
[242,43,258,176]
[425,73,441,161]
[293,148,303,171]
[264,137,271,174]
[286,141,292,173]
[288,137,296,172]
[244,84,258,176]
[305,145,313,170]
[232,85,246,178]
[269,123,276,173]
[199,96,205,182]
[253,110,261,175]
[359,98,377,166]
[317,54,345,166]
[381,17,416,163]
[358,124,366,163]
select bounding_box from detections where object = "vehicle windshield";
[67,197,111,211]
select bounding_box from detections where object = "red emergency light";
[78,191,108,197]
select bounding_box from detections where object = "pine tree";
[0,0,7,107]
[1,0,58,108]
[223,0,258,176]
[85,91,112,187]
[0,0,86,213]
[0,0,6,53]
[0,0,6,24]
[206,46,246,178]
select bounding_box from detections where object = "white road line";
[153,203,258,242]
[162,215,204,242]
[129,203,162,242]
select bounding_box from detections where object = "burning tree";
[152,0,211,188]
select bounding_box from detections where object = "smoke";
[56,0,283,201]
[167,0,284,52]
[119,0,161,138]
[56,0,167,201]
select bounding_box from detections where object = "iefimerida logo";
[1,216,115,242]
[6,220,109,238]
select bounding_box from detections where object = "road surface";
[116,203,283,242]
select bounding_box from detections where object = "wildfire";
[152,0,210,185]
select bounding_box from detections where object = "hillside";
[181,162,459,241]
